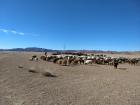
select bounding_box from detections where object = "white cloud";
[18,32,25,36]
[11,30,18,34]
[0,28,39,36]
[0,28,25,36]
[0,29,9,33]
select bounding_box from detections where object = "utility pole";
[64,44,66,51]
[63,44,66,54]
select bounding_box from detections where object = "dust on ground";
[0,52,140,105]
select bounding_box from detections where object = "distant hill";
[0,47,55,52]
[0,47,140,53]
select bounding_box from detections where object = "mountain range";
[0,47,140,54]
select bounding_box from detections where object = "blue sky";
[0,0,140,51]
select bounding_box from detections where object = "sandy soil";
[0,52,140,105]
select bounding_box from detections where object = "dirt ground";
[0,52,140,105]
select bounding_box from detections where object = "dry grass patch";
[18,65,24,68]
[28,67,39,73]
[42,71,57,77]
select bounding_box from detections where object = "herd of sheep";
[30,53,140,66]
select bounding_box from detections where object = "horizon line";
[0,47,140,52]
